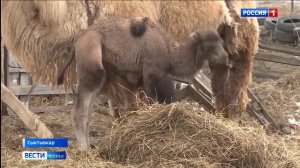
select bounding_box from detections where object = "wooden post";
[1,83,54,138]
[1,40,9,116]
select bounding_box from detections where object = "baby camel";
[57,16,229,150]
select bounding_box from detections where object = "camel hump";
[130,17,149,37]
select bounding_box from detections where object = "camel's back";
[91,17,171,72]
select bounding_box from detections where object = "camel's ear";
[222,24,239,59]
[191,30,222,45]
[189,31,204,43]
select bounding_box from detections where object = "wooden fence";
[6,55,72,102]
[1,42,73,115]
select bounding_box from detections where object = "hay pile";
[251,70,300,126]
[98,102,299,168]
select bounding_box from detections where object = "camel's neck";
[169,40,200,80]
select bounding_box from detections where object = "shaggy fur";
[159,1,233,43]
[159,0,259,118]
[210,1,259,118]
[1,1,158,89]
[2,1,85,89]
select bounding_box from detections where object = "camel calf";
[57,16,229,150]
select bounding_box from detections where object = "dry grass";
[29,95,66,107]
[98,102,299,168]
[251,70,300,126]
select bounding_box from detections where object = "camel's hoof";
[78,143,90,152]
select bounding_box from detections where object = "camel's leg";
[143,73,159,103]
[209,63,231,117]
[102,78,121,118]
[143,71,175,104]
[72,31,105,150]
[104,70,141,117]
[72,67,106,151]
[72,89,95,150]
[107,98,121,118]
[106,83,131,118]
[108,99,116,117]
[226,62,251,120]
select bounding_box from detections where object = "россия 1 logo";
[241,8,278,17]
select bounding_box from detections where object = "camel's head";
[190,29,230,68]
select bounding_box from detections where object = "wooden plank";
[252,69,283,79]
[175,84,215,113]
[1,83,54,138]
[255,51,300,66]
[247,88,281,133]
[190,86,215,112]
[8,67,26,73]
[1,38,4,83]
[20,73,30,85]
[193,71,212,99]
[4,46,9,86]
[191,84,212,104]
[246,105,269,126]
[1,37,8,119]
[9,85,72,96]
[258,42,300,56]
[8,73,20,86]
[19,73,30,104]
[174,85,190,101]
[186,85,215,112]
[1,43,9,116]
[253,59,295,80]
